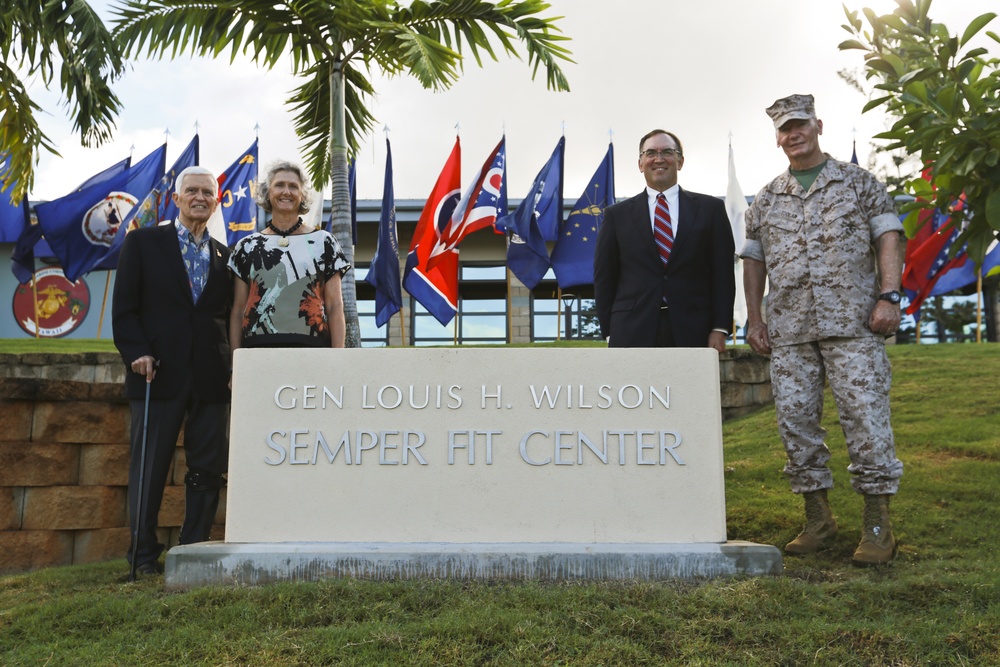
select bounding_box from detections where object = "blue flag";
[502,137,564,290]
[146,135,199,227]
[365,138,402,327]
[73,156,131,192]
[219,140,258,246]
[11,224,44,284]
[0,154,29,243]
[25,156,133,260]
[35,144,166,282]
[930,242,1000,295]
[551,143,616,289]
[94,136,201,271]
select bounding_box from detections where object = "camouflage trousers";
[770,337,903,495]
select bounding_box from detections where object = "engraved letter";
[402,431,428,465]
[660,431,685,465]
[520,430,551,466]
[274,386,296,410]
[265,430,287,465]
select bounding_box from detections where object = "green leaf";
[842,4,861,32]
[898,68,926,85]
[965,227,992,266]
[882,51,906,75]
[838,39,868,51]
[901,209,923,238]
[986,188,1000,230]
[907,177,934,197]
[867,58,899,77]
[959,12,997,47]
[862,95,893,112]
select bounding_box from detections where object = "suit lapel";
[671,188,699,262]
[625,193,660,265]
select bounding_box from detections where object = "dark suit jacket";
[112,223,232,401]
[594,188,735,347]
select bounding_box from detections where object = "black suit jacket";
[594,188,735,347]
[112,223,232,401]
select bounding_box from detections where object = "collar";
[175,219,209,246]
[770,153,850,196]
[646,183,680,201]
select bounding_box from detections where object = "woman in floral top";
[228,160,351,348]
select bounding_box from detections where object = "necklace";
[266,218,303,247]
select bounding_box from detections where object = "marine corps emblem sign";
[12,267,91,337]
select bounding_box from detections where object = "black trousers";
[127,377,228,567]
[655,307,677,347]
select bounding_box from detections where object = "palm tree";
[112,0,573,346]
[0,0,124,202]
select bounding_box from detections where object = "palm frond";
[0,0,124,200]
[381,0,573,92]
[287,61,375,187]
[0,63,56,200]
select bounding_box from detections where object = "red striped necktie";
[653,193,674,266]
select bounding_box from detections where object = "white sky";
[27,0,998,204]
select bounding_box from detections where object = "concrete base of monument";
[164,541,783,591]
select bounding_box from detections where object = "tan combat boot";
[785,489,838,554]
[852,494,896,566]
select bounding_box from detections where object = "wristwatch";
[878,290,902,304]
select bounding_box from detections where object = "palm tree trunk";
[329,59,361,347]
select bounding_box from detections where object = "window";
[532,295,601,342]
[353,266,390,347]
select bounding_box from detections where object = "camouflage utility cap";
[766,94,816,129]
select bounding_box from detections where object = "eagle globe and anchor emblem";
[12,192,136,337]
[13,267,92,337]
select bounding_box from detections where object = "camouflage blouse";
[740,157,902,346]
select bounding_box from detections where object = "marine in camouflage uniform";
[740,94,905,566]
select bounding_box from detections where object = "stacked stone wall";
[0,353,224,573]
[0,350,770,574]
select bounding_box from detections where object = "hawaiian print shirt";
[176,220,211,303]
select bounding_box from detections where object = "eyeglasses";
[641,148,681,160]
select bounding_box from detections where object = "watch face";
[882,291,901,304]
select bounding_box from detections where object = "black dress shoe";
[136,562,163,576]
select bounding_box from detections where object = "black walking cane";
[128,378,152,582]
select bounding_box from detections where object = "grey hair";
[175,165,217,191]
[256,159,314,214]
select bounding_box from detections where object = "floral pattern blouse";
[228,229,351,347]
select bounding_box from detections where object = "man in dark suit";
[595,129,735,349]
[113,166,232,575]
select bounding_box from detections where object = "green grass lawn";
[1,343,998,665]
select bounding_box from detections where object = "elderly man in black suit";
[595,129,735,350]
[112,166,232,576]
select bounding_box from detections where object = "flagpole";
[556,287,563,341]
[31,273,40,339]
[96,272,112,339]
[976,273,983,343]
[505,236,513,343]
